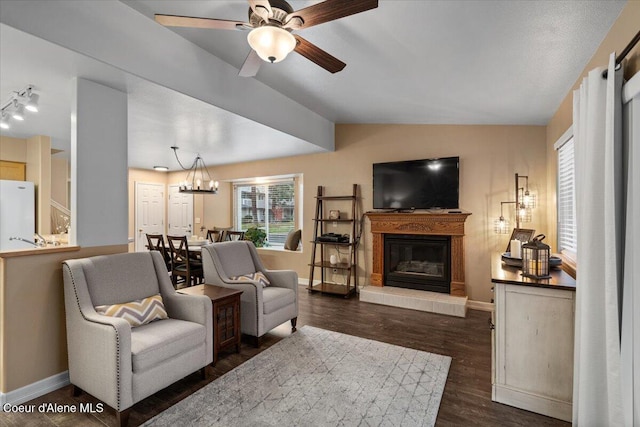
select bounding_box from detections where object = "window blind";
[557,135,577,257]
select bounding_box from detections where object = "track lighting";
[0,85,40,131]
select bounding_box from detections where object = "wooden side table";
[177,284,242,365]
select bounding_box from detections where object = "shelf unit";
[308,184,360,298]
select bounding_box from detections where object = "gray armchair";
[62,251,213,426]
[201,241,298,344]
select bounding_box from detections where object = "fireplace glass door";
[384,234,451,293]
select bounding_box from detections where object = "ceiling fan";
[155,0,378,77]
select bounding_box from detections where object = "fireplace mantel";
[365,211,471,296]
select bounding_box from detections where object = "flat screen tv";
[373,157,459,210]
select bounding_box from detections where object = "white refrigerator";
[0,180,35,251]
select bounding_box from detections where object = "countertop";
[491,253,576,291]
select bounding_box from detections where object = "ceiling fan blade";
[248,0,272,21]
[155,14,246,31]
[293,35,346,73]
[239,50,262,77]
[285,0,378,29]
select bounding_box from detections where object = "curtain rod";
[603,30,640,78]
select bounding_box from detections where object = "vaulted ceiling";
[0,1,627,169]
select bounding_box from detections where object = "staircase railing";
[50,199,70,234]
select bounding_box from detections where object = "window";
[233,176,301,249]
[555,130,576,262]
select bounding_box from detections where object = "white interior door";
[135,182,165,252]
[168,185,193,237]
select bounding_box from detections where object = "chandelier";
[171,146,219,194]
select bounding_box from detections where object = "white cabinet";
[492,282,575,422]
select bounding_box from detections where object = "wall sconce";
[171,146,219,194]
[0,85,40,130]
[494,173,537,232]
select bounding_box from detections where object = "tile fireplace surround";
[365,211,472,296]
[362,211,471,317]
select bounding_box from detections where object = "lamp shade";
[493,216,510,234]
[247,26,296,63]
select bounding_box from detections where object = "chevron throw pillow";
[94,294,168,327]
[230,271,271,288]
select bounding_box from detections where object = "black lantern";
[522,234,551,279]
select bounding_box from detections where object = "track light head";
[25,92,39,112]
[12,101,25,121]
[0,113,10,130]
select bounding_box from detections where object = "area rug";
[144,326,451,426]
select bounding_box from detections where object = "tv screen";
[373,157,459,210]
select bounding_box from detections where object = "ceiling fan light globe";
[247,26,296,63]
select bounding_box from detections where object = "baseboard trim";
[467,300,495,312]
[493,383,572,422]
[0,371,69,407]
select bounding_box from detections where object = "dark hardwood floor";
[0,290,570,427]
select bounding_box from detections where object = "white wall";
[71,78,128,247]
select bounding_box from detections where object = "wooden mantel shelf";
[365,211,471,296]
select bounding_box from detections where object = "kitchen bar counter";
[491,253,576,291]
[0,245,80,258]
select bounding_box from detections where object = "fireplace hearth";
[385,234,451,293]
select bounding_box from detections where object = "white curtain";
[572,53,624,425]
[621,70,640,427]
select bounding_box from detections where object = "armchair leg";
[71,385,82,397]
[243,334,262,348]
[116,408,130,427]
[291,317,297,332]
[200,367,207,380]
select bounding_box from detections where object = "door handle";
[139,229,143,233]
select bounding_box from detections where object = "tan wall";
[0,136,26,162]
[51,156,69,208]
[26,135,51,234]
[199,124,548,303]
[545,0,640,251]
[0,245,127,393]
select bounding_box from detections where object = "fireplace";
[384,234,451,293]
[365,211,471,296]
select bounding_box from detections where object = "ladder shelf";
[307,184,360,298]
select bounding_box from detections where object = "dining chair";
[206,229,224,243]
[225,230,246,241]
[145,233,172,271]
[167,235,203,288]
